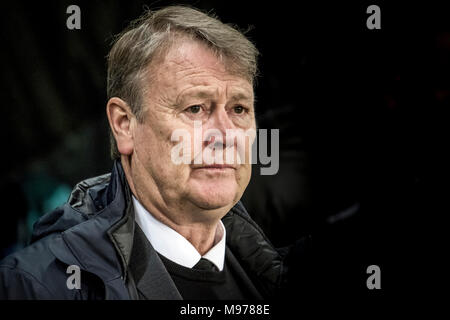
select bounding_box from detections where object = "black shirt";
[158,250,257,300]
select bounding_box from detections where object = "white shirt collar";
[132,196,226,271]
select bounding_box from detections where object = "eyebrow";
[176,89,253,105]
[228,92,253,103]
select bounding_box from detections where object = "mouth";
[191,164,237,170]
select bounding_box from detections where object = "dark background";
[0,0,447,300]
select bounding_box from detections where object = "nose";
[209,107,235,134]
[203,107,235,147]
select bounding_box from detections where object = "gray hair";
[107,5,259,159]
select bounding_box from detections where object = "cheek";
[236,164,252,187]
[136,119,176,154]
[142,125,192,175]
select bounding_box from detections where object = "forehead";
[148,39,254,99]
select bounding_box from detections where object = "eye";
[233,105,245,114]
[186,105,202,114]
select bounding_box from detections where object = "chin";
[188,180,239,210]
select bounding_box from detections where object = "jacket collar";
[222,201,284,297]
[49,161,135,295]
[129,224,182,300]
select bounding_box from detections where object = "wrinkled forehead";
[145,38,254,100]
[147,37,254,87]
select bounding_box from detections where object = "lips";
[192,164,237,170]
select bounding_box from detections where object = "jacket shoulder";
[0,235,61,299]
[0,235,83,299]
[0,264,55,299]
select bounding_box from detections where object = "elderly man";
[0,6,288,299]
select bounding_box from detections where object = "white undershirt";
[132,196,226,271]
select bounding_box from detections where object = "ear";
[106,97,134,156]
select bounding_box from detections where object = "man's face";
[130,39,255,218]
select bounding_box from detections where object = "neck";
[152,216,222,255]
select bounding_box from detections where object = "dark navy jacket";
[0,161,286,299]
